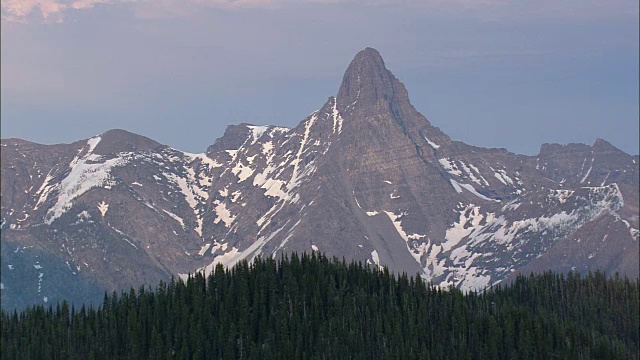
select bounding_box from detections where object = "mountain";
[2,48,638,310]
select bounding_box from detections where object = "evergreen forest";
[1,253,638,359]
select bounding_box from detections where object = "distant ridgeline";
[2,253,638,359]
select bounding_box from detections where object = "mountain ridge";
[2,48,638,310]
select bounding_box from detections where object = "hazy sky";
[1,0,638,155]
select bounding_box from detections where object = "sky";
[1,0,638,155]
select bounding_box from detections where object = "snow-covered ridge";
[45,137,130,224]
[34,132,221,238]
[427,184,623,291]
[368,184,626,292]
[186,108,341,270]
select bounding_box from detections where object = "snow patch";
[383,211,427,243]
[494,169,514,186]
[213,201,236,228]
[231,162,254,182]
[162,209,185,229]
[331,99,344,134]
[33,171,56,210]
[580,157,594,184]
[225,150,238,161]
[450,179,463,193]
[275,219,301,252]
[455,161,488,186]
[452,180,500,202]
[288,112,317,190]
[45,137,129,224]
[97,201,109,218]
[183,152,223,169]
[354,194,363,209]
[549,189,574,204]
[246,125,269,144]
[262,141,274,155]
[162,169,207,236]
[371,250,382,269]
[443,205,484,252]
[198,243,211,256]
[422,134,440,149]
[199,223,289,275]
[439,158,462,176]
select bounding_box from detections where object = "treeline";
[1,253,638,359]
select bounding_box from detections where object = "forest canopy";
[2,253,638,359]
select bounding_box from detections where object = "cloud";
[70,0,110,10]
[2,0,638,23]
[1,0,112,22]
[1,0,64,21]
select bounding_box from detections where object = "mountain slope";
[2,48,638,309]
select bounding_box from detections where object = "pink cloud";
[1,0,637,23]
[1,0,65,19]
[1,0,114,22]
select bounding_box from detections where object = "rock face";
[2,48,638,310]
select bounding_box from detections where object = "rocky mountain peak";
[207,124,255,153]
[95,129,162,155]
[336,48,411,119]
[592,138,621,153]
[1,48,637,311]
